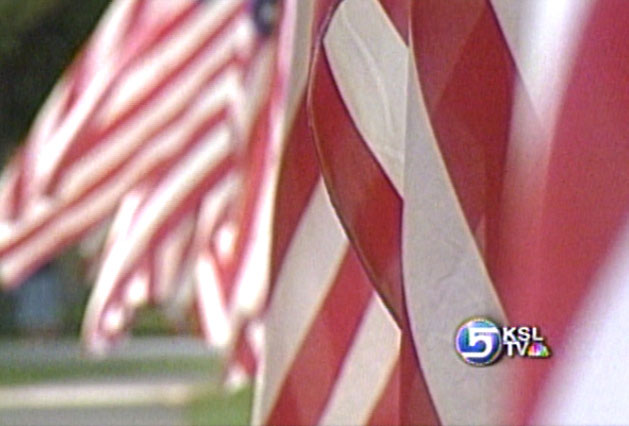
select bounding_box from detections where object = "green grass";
[186,386,253,426]
[0,357,221,386]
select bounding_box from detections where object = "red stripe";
[399,333,439,425]
[366,360,399,426]
[1,106,232,287]
[47,5,245,193]
[269,97,319,289]
[265,248,373,425]
[310,34,404,325]
[6,151,25,221]
[378,0,409,40]
[221,97,272,303]
[231,324,258,377]
[269,0,342,292]
[411,0,517,281]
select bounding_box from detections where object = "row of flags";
[0,0,273,376]
[2,0,629,424]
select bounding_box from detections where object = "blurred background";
[0,1,251,424]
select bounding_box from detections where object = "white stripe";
[232,41,274,140]
[188,172,241,348]
[88,0,144,71]
[534,220,629,424]
[492,0,592,131]
[104,186,146,253]
[59,27,248,200]
[78,126,231,334]
[231,148,275,318]
[252,180,349,425]
[280,0,315,135]
[124,268,150,308]
[33,57,117,193]
[27,79,72,175]
[323,0,407,193]
[403,53,509,425]
[154,213,195,302]
[319,296,400,426]
[196,172,241,244]
[196,254,232,349]
[497,2,593,236]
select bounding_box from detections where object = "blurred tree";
[0,0,110,161]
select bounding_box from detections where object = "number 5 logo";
[463,326,498,358]
[455,318,503,366]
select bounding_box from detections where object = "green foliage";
[0,0,110,161]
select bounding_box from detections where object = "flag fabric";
[5,0,629,424]
[194,58,277,352]
[308,0,442,423]
[309,0,531,423]
[0,0,252,287]
[252,1,421,424]
[309,0,629,424]
[0,0,142,285]
[80,0,280,353]
[492,1,629,423]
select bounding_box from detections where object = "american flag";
[492,1,629,423]
[0,0,278,361]
[254,0,629,424]
[252,1,419,424]
[79,0,279,351]
[3,0,629,423]
[0,0,252,287]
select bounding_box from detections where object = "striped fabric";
[194,59,277,352]
[306,0,629,424]
[310,0,527,423]
[80,0,281,352]
[0,0,252,287]
[309,1,439,423]
[494,1,629,423]
[252,1,409,424]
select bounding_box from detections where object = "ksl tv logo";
[455,317,551,366]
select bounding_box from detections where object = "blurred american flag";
[3,0,629,424]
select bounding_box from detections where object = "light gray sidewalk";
[1,405,186,426]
